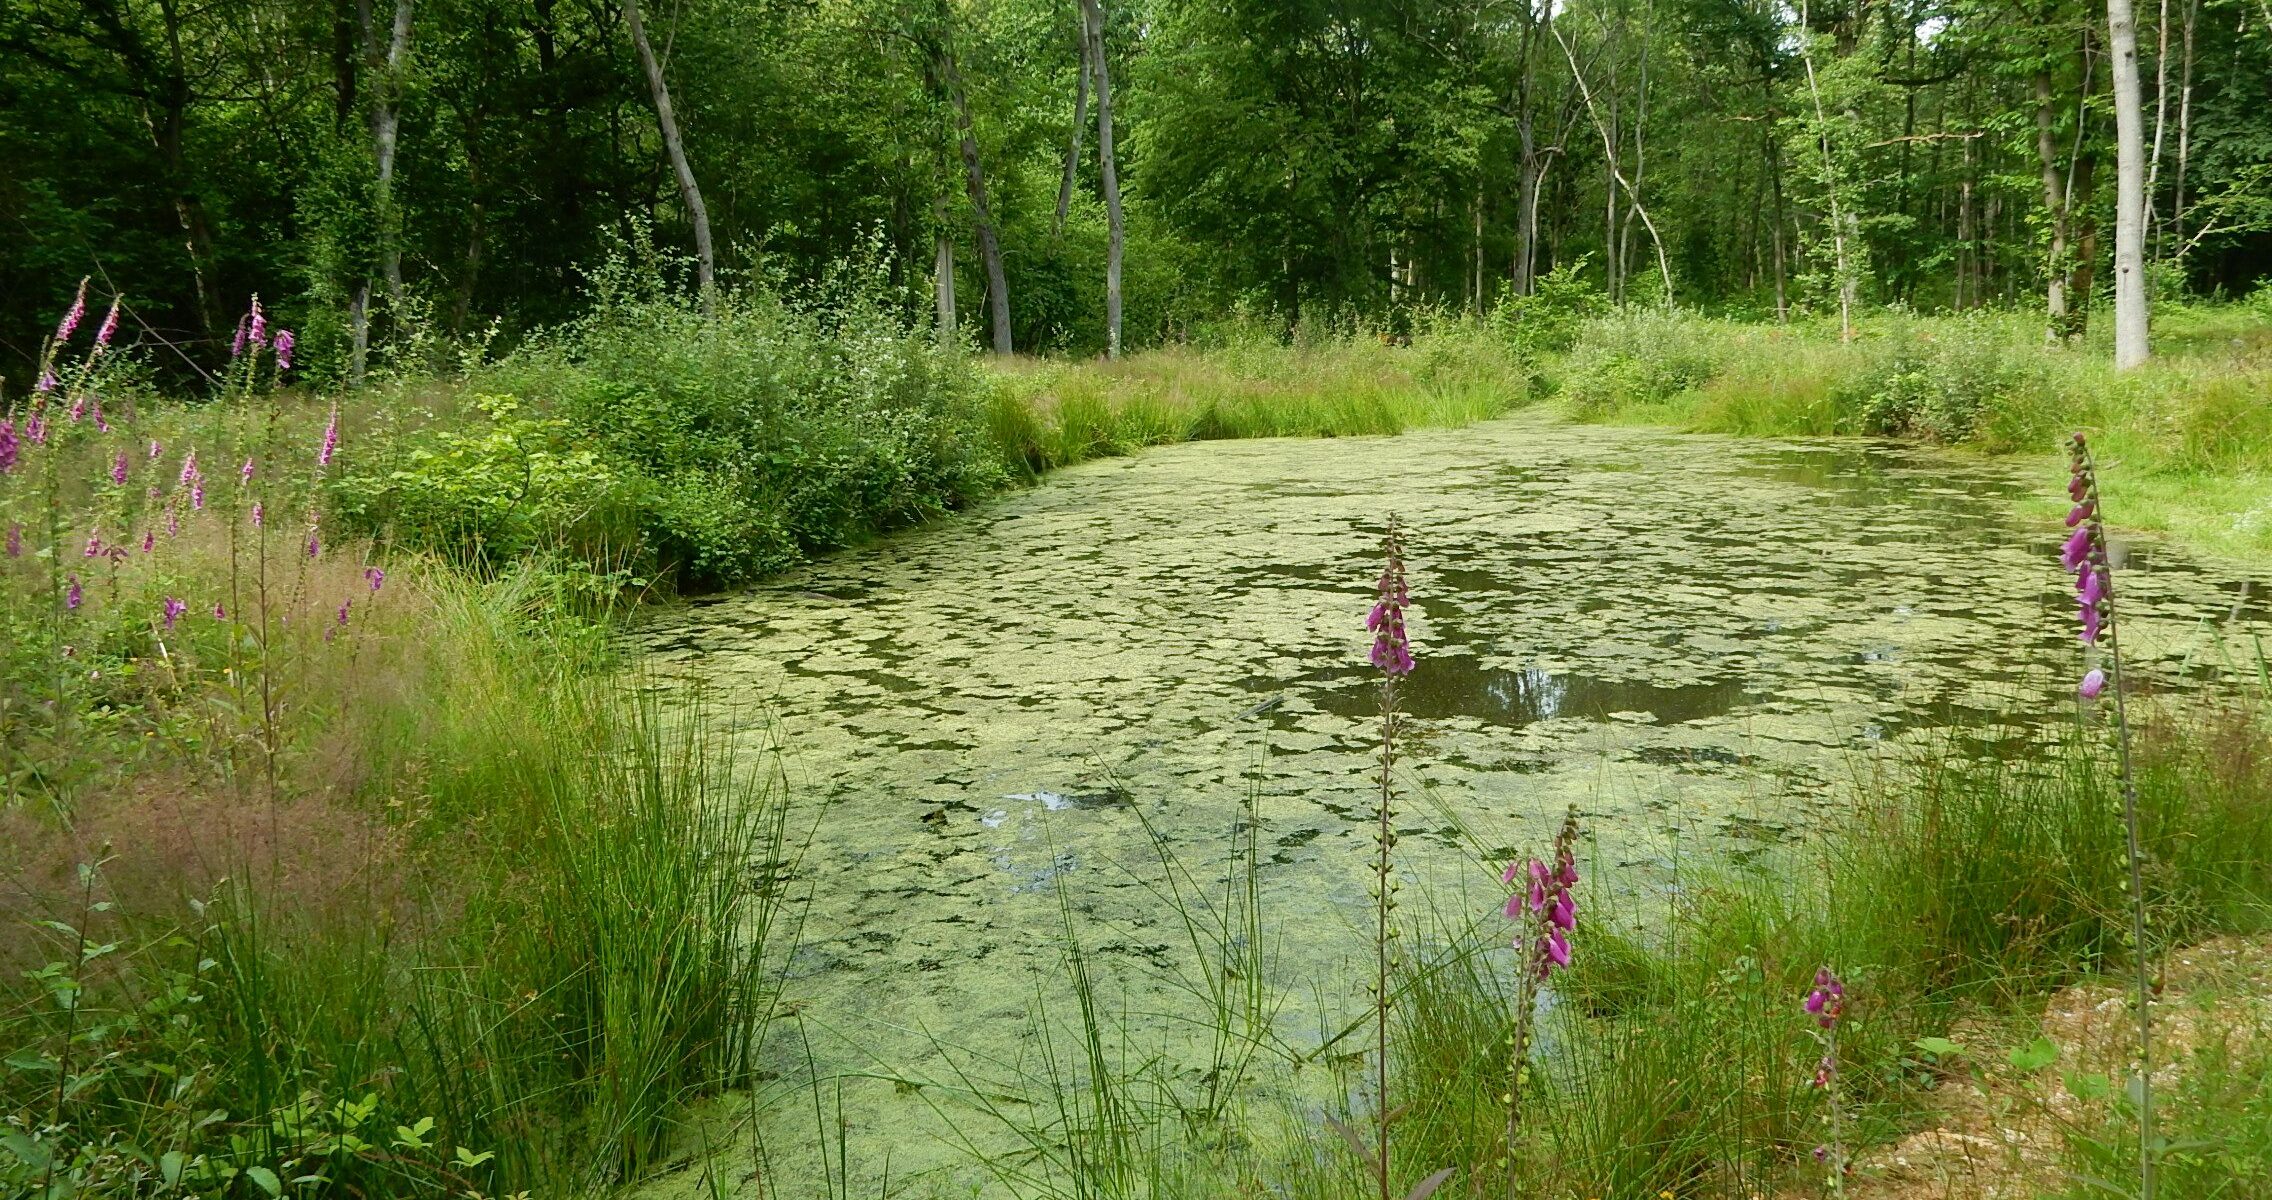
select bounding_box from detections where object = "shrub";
[1559,308,1725,416]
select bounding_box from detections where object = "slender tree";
[1080,0,1123,357]
[624,0,717,308]
[2108,0,2151,366]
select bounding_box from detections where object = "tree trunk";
[1081,0,1122,358]
[1053,23,1089,239]
[2109,0,2150,368]
[937,35,1011,354]
[1797,17,1854,340]
[2173,0,2197,249]
[360,0,412,312]
[934,195,957,349]
[2035,70,2071,337]
[1553,23,1672,305]
[623,0,715,307]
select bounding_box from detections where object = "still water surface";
[639,414,2262,1192]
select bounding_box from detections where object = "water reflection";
[1249,655,1752,727]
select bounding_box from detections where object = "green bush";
[1843,315,2032,443]
[1559,308,1725,416]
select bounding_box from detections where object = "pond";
[639,412,2264,1193]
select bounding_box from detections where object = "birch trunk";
[1552,23,1672,306]
[2035,70,2070,336]
[1080,0,1123,358]
[938,37,1012,354]
[934,195,957,349]
[623,0,716,308]
[1053,27,1089,239]
[2109,0,2151,368]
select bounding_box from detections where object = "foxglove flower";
[192,483,205,510]
[250,502,263,528]
[141,530,153,553]
[1503,808,1581,979]
[247,298,266,349]
[55,280,87,344]
[94,300,120,349]
[306,528,321,558]
[66,576,82,611]
[5,525,19,557]
[274,329,294,371]
[111,452,128,485]
[240,457,255,485]
[92,401,108,433]
[1367,523,1413,676]
[0,420,16,473]
[179,450,200,487]
[25,413,45,444]
[162,597,186,631]
[68,396,85,423]
[2065,435,2118,699]
[365,566,385,592]
[212,602,226,619]
[319,405,339,467]
[148,439,163,460]
[36,371,58,393]
[83,532,103,558]
[336,598,351,627]
[1804,968,1845,1029]
[232,313,249,358]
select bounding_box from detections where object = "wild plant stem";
[1374,669,1397,1200]
[2081,440,2153,1200]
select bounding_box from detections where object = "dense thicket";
[5,0,2269,379]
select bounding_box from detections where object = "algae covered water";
[638,414,2263,1193]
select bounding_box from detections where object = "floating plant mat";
[635,412,2267,1195]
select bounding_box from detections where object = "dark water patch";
[1630,745,1755,769]
[1246,655,1752,728]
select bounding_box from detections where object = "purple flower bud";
[141,530,154,553]
[365,566,385,593]
[36,371,58,393]
[111,452,128,485]
[25,414,44,444]
[2079,568,2105,609]
[1543,926,1570,972]
[167,510,180,537]
[240,457,255,485]
[232,314,249,358]
[247,298,266,349]
[274,329,294,371]
[2066,501,2094,528]
[307,529,321,559]
[55,280,87,344]
[94,301,120,348]
[336,598,351,627]
[1550,891,1575,931]
[92,401,108,434]
[0,420,16,473]
[319,405,340,467]
[162,596,186,631]
[2060,526,2091,572]
[2080,603,2102,645]
[149,439,162,459]
[192,483,205,510]
[6,525,20,557]
[83,532,102,557]
[68,397,85,422]
[2080,668,2106,700]
[66,576,82,611]
[179,450,199,486]
[250,502,263,528]
[212,602,226,619]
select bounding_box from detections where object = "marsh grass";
[1557,305,2272,560]
[914,697,2272,1200]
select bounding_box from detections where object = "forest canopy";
[4,0,2270,379]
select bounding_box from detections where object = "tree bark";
[1053,23,1089,239]
[360,0,412,313]
[936,34,1011,354]
[1552,22,1672,306]
[933,195,957,349]
[2109,0,2151,367]
[623,0,716,308]
[2173,0,2197,248]
[2035,69,2071,337]
[1080,0,1122,358]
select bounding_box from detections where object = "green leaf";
[2008,1036,2059,1072]
[2,1132,51,1169]
[159,1150,185,1187]
[453,1147,495,1168]
[2065,1071,2112,1100]
[244,1165,283,1197]
[1911,1036,1964,1059]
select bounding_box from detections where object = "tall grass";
[910,696,2272,1200]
